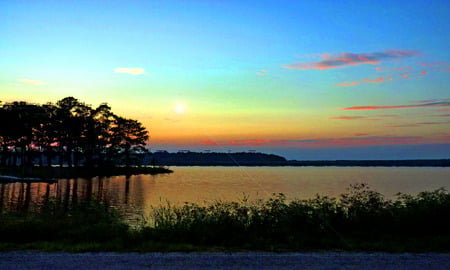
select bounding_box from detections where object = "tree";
[0,97,150,169]
[111,116,149,168]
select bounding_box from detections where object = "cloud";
[419,62,447,66]
[434,108,450,112]
[256,69,268,75]
[388,122,445,128]
[375,67,412,71]
[334,77,395,87]
[277,136,421,146]
[376,114,400,118]
[114,67,145,75]
[283,50,420,70]
[429,114,450,117]
[19,79,46,85]
[229,139,268,146]
[164,117,181,123]
[341,100,450,110]
[329,116,366,120]
[200,135,423,148]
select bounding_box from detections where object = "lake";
[1,166,449,224]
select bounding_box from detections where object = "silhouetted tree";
[111,116,149,168]
[0,97,150,169]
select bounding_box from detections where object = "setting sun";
[174,103,186,114]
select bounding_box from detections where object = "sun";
[174,103,186,114]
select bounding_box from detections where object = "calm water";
[1,166,449,223]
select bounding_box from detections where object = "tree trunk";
[67,145,73,168]
[59,146,64,167]
[46,146,52,167]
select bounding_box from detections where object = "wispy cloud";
[419,62,447,66]
[376,114,400,118]
[200,135,423,148]
[388,122,446,128]
[429,114,450,117]
[256,69,268,75]
[329,116,366,120]
[334,76,395,87]
[164,117,181,123]
[341,100,450,111]
[283,50,420,70]
[19,79,46,85]
[434,108,450,112]
[114,67,145,75]
[375,66,412,71]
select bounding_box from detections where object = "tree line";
[0,97,149,168]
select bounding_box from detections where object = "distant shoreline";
[147,151,450,167]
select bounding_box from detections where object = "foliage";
[0,198,129,244]
[0,97,149,169]
[1,184,450,252]
[148,184,450,251]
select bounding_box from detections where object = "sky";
[1,0,449,160]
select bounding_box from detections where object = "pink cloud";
[201,140,219,146]
[419,62,447,66]
[375,67,412,72]
[434,108,450,112]
[284,50,420,70]
[341,100,450,111]
[376,114,400,118]
[429,114,450,117]
[388,122,444,128]
[334,74,405,87]
[372,77,384,83]
[329,116,366,120]
[199,135,425,148]
[256,69,268,75]
[229,139,268,146]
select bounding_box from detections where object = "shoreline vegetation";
[1,183,449,252]
[149,151,450,167]
[0,166,173,183]
[0,97,173,182]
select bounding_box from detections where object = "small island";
[0,97,171,182]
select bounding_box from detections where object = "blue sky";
[1,0,449,159]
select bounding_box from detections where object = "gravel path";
[1,252,450,270]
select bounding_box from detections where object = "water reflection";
[0,177,146,225]
[1,167,450,224]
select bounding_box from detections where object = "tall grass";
[0,198,129,245]
[148,183,450,251]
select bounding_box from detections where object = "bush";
[147,183,450,251]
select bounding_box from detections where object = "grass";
[1,183,450,252]
[0,165,172,180]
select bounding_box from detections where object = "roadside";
[1,252,450,270]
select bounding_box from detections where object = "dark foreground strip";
[1,252,450,270]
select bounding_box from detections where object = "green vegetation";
[1,183,450,252]
[0,97,150,171]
